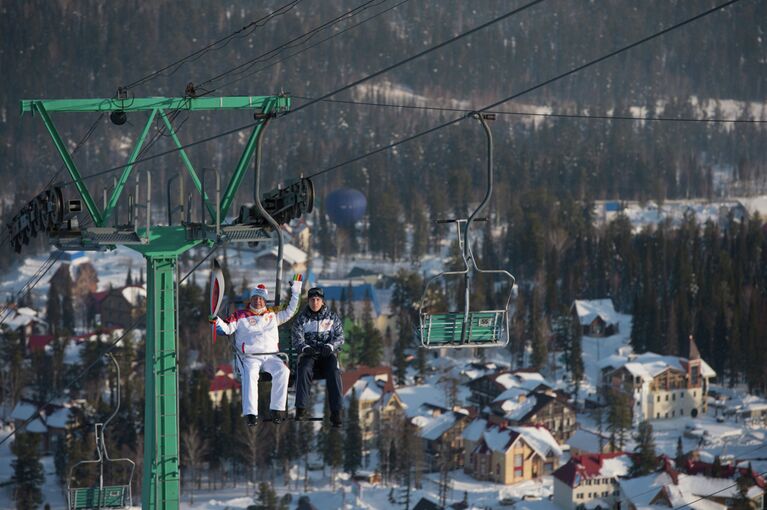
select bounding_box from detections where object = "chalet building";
[467,369,553,409]
[571,299,620,337]
[318,281,394,337]
[10,399,82,453]
[412,408,472,472]
[342,366,404,447]
[209,364,241,406]
[552,452,631,510]
[2,306,47,337]
[251,242,308,274]
[619,460,765,510]
[600,338,715,423]
[487,388,577,442]
[88,285,146,328]
[462,419,562,485]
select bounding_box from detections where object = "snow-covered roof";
[255,243,308,266]
[602,351,716,381]
[3,313,36,329]
[351,375,385,402]
[417,412,459,441]
[498,395,538,421]
[46,407,73,429]
[121,285,146,306]
[10,401,38,421]
[513,426,562,458]
[398,384,450,418]
[16,307,38,317]
[619,472,673,507]
[462,418,487,442]
[26,418,47,434]
[573,299,619,326]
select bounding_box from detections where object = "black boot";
[271,410,285,424]
[330,409,343,428]
[295,408,307,421]
[246,414,258,427]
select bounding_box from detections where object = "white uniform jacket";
[214,281,301,354]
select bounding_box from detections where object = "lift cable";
[54,0,545,188]
[123,0,304,91]
[0,251,64,328]
[291,94,767,125]
[208,0,414,92]
[300,0,745,180]
[196,0,396,91]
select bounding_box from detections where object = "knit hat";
[249,284,269,301]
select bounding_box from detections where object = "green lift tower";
[15,94,313,509]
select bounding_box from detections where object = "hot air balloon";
[325,188,367,228]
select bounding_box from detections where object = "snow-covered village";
[2,2,767,510]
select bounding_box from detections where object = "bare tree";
[239,428,260,496]
[181,424,209,505]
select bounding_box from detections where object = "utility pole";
[17,94,313,509]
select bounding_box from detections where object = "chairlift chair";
[67,354,135,509]
[419,113,516,349]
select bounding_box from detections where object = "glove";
[291,274,303,294]
[320,344,334,358]
[302,345,317,358]
[207,314,217,324]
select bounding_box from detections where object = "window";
[693,391,697,397]
[681,393,685,398]
[514,454,524,476]
[603,491,609,497]
[681,409,684,416]
[657,396,661,402]
[657,413,660,418]
[672,410,675,417]
[496,464,500,476]
[665,412,669,418]
[665,394,669,401]
[672,393,676,401]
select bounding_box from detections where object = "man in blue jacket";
[291,287,345,427]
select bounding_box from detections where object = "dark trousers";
[295,353,343,412]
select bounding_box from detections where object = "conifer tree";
[631,420,658,476]
[394,338,408,386]
[344,388,363,475]
[12,432,44,509]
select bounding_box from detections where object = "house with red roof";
[209,364,241,407]
[552,452,632,510]
[27,334,55,353]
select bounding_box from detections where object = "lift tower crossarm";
[20,95,290,226]
[20,95,289,113]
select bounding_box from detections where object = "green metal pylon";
[20,94,291,510]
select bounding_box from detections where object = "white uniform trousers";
[238,355,289,416]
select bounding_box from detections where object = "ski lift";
[419,113,516,349]
[67,354,135,509]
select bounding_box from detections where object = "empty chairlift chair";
[419,113,516,349]
[67,354,135,509]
